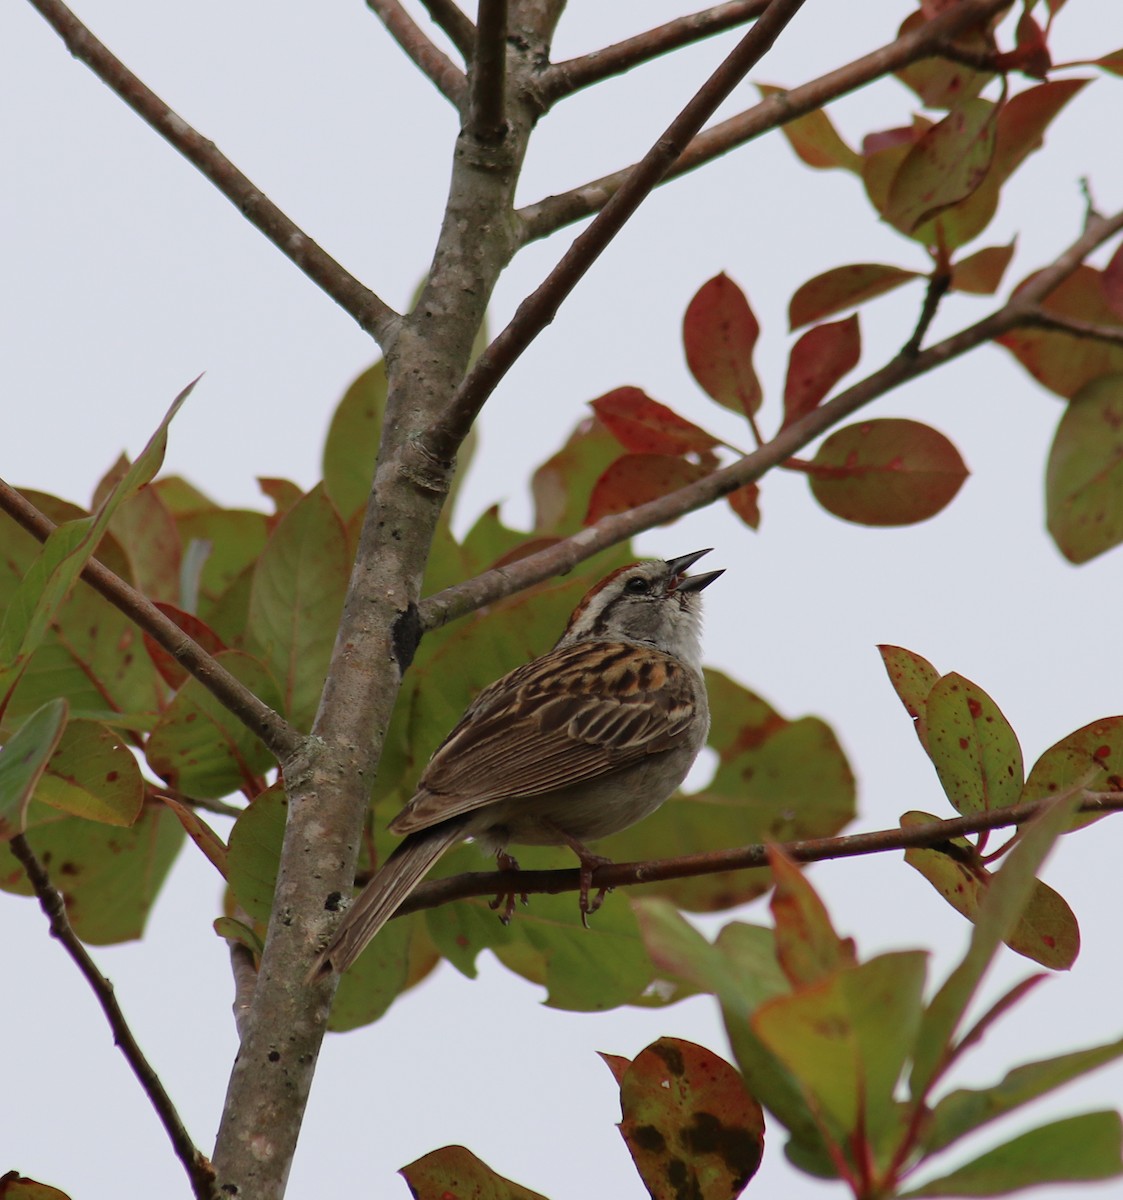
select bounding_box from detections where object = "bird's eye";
[624,576,648,595]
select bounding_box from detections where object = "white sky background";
[4,2,1123,1198]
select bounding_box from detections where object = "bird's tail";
[308,822,465,980]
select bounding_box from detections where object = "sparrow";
[310,549,722,978]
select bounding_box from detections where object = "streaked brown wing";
[389,641,698,834]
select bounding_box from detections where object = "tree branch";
[24,0,397,344]
[543,0,770,102]
[420,0,477,61]
[420,0,812,466]
[418,204,1123,631]
[901,270,952,359]
[520,0,1011,241]
[366,0,468,106]
[1019,307,1123,346]
[11,833,217,1200]
[466,0,507,143]
[0,478,303,763]
[393,792,1123,917]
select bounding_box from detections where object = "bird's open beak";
[667,548,724,593]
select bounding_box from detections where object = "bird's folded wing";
[390,641,698,833]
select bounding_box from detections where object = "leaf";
[613,1037,765,1200]
[683,274,762,415]
[1023,716,1123,817]
[769,847,856,988]
[0,802,183,944]
[758,84,860,171]
[329,917,416,1032]
[1096,49,1123,77]
[146,651,282,799]
[924,673,1023,815]
[257,476,303,524]
[782,315,861,428]
[878,645,940,749]
[886,99,998,233]
[950,241,1016,295]
[902,813,1080,971]
[725,483,761,530]
[226,783,287,923]
[924,1035,1123,1155]
[596,670,855,912]
[788,264,919,330]
[97,467,182,603]
[247,485,349,730]
[894,13,993,109]
[161,796,229,878]
[0,699,68,838]
[585,454,708,525]
[909,792,1083,1098]
[142,602,228,690]
[321,359,387,520]
[400,1146,549,1200]
[998,266,1123,400]
[590,387,720,461]
[532,416,624,535]
[808,419,968,526]
[902,1111,1123,1197]
[37,719,144,826]
[176,508,269,615]
[1045,373,1123,564]
[0,1175,74,1200]
[752,952,928,1141]
[1103,240,1123,321]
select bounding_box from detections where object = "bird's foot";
[489,850,528,924]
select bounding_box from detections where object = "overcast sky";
[4,2,1123,1198]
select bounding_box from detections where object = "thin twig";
[418,204,1123,631]
[11,833,217,1200]
[393,792,1123,917]
[467,0,508,143]
[0,479,303,763]
[520,0,1010,241]
[420,0,811,465]
[544,0,770,101]
[25,0,396,344]
[419,0,476,60]
[366,0,468,106]
[901,271,952,358]
[1019,308,1123,346]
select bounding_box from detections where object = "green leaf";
[910,792,1083,1098]
[0,699,68,838]
[531,417,626,535]
[0,381,194,688]
[902,1111,1123,1197]
[769,848,856,988]
[878,644,939,749]
[894,14,993,109]
[177,508,269,615]
[597,670,855,912]
[925,673,1024,815]
[0,802,183,944]
[37,719,144,826]
[146,651,282,799]
[758,84,861,171]
[886,99,997,233]
[752,951,927,1141]
[1023,715,1123,825]
[329,916,414,1032]
[321,359,387,520]
[1046,373,1123,563]
[226,783,287,923]
[400,1145,548,1200]
[247,485,349,730]
[613,1038,765,1199]
[924,1036,1123,1155]
[809,418,968,526]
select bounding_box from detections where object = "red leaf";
[683,273,762,415]
[726,482,761,530]
[789,264,919,330]
[590,387,720,462]
[989,79,1087,183]
[950,240,1016,295]
[1101,242,1123,321]
[808,418,969,526]
[1096,50,1123,77]
[585,455,708,525]
[994,14,1051,79]
[782,314,861,428]
[142,603,228,690]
